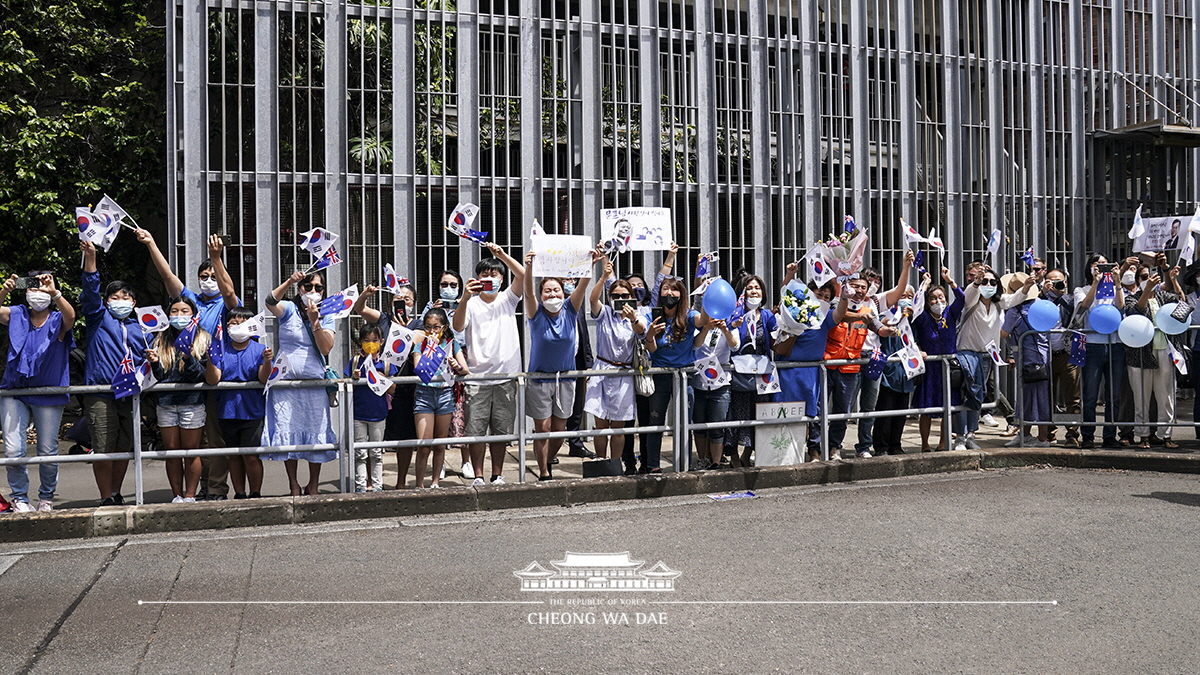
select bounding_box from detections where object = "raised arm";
[79,240,103,317]
[571,249,602,313]
[207,234,240,309]
[135,227,185,298]
[257,347,273,384]
[523,251,538,316]
[40,274,75,339]
[884,248,915,307]
[486,242,526,298]
[265,270,305,318]
[0,276,13,324]
[591,257,613,317]
[353,285,383,324]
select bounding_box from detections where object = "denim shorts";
[156,403,207,430]
[414,386,456,416]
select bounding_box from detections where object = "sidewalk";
[9,406,1200,510]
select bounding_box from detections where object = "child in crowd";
[346,323,397,491]
[584,258,644,462]
[412,308,468,488]
[147,297,212,502]
[205,306,269,499]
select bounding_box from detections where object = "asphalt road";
[1,467,1198,674]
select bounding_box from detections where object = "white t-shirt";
[459,288,522,383]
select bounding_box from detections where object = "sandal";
[1138,438,1151,449]
[1164,440,1180,449]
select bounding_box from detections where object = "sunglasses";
[980,279,999,286]
[301,283,324,292]
[610,293,632,299]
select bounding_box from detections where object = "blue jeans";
[2,398,64,503]
[827,370,861,450]
[1081,343,1126,441]
[855,357,880,453]
[953,350,991,436]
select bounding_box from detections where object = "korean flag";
[263,351,291,394]
[694,354,730,389]
[985,340,1004,366]
[901,344,925,380]
[363,357,395,396]
[136,306,169,333]
[298,227,339,260]
[756,364,781,395]
[383,323,415,367]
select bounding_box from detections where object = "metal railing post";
[942,354,953,451]
[675,369,687,472]
[132,394,144,506]
[341,379,354,493]
[517,375,527,483]
[819,365,830,460]
[1016,334,1025,448]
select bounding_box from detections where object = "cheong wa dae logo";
[514,552,681,592]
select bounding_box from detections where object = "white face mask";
[1121,271,1137,286]
[930,301,947,316]
[227,323,253,343]
[302,291,322,307]
[744,296,763,310]
[26,291,52,312]
[199,277,220,296]
[542,297,565,314]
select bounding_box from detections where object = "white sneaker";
[981,414,1000,427]
[171,495,185,504]
[1004,435,1034,448]
[12,501,33,513]
[953,441,967,452]
[1028,439,1052,448]
[460,461,475,480]
[964,435,982,450]
[37,500,53,512]
[857,450,873,458]
[490,475,506,485]
[471,477,486,487]
[830,450,843,460]
[182,497,196,503]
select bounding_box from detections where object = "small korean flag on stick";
[318,284,359,319]
[447,203,488,243]
[263,351,291,395]
[1169,341,1189,376]
[900,218,927,247]
[985,340,1004,365]
[927,227,945,252]
[94,195,138,229]
[363,357,394,396]
[382,263,406,295]
[136,360,157,392]
[1127,204,1145,240]
[756,364,781,395]
[299,228,339,260]
[240,312,268,338]
[383,323,415,367]
[136,306,169,333]
[901,345,925,380]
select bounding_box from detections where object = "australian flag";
[208,322,225,364]
[1019,246,1036,268]
[844,214,857,233]
[914,250,926,275]
[414,340,448,385]
[695,254,711,280]
[174,315,200,357]
[312,245,342,271]
[112,348,140,400]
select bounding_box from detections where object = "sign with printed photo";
[600,207,673,252]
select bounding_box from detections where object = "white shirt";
[956,283,1005,352]
[458,288,522,383]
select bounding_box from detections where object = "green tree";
[0,0,165,291]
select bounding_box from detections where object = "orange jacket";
[824,318,870,373]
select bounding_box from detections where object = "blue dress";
[261,301,338,462]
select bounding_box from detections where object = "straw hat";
[1000,271,1040,303]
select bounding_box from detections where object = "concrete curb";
[2,449,1197,543]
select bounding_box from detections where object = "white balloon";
[1117,315,1155,348]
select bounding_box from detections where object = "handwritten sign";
[530,234,595,278]
[600,207,672,252]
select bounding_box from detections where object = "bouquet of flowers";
[777,280,830,336]
[820,215,869,281]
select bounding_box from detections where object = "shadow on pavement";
[1132,491,1200,508]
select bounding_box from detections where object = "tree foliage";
[0,0,165,291]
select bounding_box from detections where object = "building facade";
[168,0,1200,326]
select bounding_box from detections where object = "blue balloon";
[702,279,737,321]
[1118,314,1155,348]
[1088,304,1121,335]
[1027,299,1060,332]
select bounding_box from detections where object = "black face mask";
[660,295,680,309]
[633,287,647,302]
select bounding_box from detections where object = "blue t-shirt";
[646,309,700,368]
[1,306,75,406]
[780,309,836,362]
[528,301,579,375]
[345,355,397,421]
[81,270,153,394]
[216,340,267,420]
[180,287,240,336]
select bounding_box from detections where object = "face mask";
[542,297,565,313]
[227,323,253,343]
[108,300,134,319]
[26,291,51,311]
[930,302,947,315]
[660,295,680,310]
[563,282,576,295]
[302,292,322,307]
[169,315,192,330]
[633,287,647,302]
[979,286,997,299]
[440,286,459,301]
[423,326,443,340]
[744,296,762,310]
[897,298,913,310]
[361,340,381,355]
[1139,280,1149,292]
[1121,271,1136,286]
[199,277,219,296]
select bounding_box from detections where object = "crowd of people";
[3,231,1198,510]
